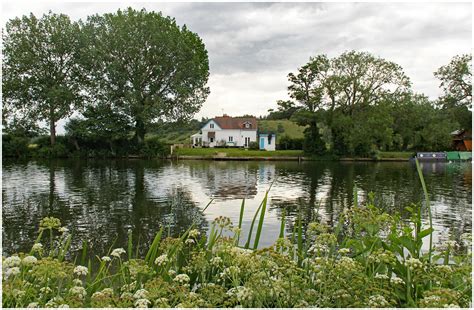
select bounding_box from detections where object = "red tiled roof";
[213,115,257,130]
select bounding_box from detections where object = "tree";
[3,12,84,145]
[435,54,472,109]
[330,51,411,115]
[81,8,210,144]
[267,100,300,120]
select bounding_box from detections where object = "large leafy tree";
[435,54,472,108]
[287,51,411,155]
[3,12,84,145]
[434,54,472,130]
[81,8,210,144]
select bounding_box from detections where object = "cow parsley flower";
[210,256,223,266]
[134,298,151,308]
[133,289,149,300]
[69,286,87,299]
[4,267,20,278]
[73,265,89,277]
[22,256,38,266]
[154,254,168,266]
[368,294,389,307]
[375,273,389,280]
[101,256,111,262]
[111,248,126,258]
[4,255,21,268]
[174,274,191,284]
[31,243,43,253]
[189,229,200,239]
[27,302,39,308]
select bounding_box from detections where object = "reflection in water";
[2,159,472,255]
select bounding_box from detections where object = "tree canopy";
[2,12,84,145]
[80,8,210,144]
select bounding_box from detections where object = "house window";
[245,123,251,128]
[229,136,233,142]
[210,137,214,143]
[245,137,250,146]
[210,123,214,129]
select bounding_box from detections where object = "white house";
[190,115,276,151]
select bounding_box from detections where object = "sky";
[2,1,472,132]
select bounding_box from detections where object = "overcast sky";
[2,1,472,128]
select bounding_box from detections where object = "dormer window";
[244,122,251,129]
[210,123,214,129]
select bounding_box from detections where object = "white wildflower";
[27,302,39,308]
[227,286,253,303]
[91,291,105,300]
[4,267,20,278]
[73,279,82,286]
[12,289,26,298]
[4,255,21,268]
[40,287,52,294]
[69,286,87,299]
[154,254,168,266]
[101,256,111,262]
[390,276,404,285]
[444,304,460,308]
[174,273,191,284]
[22,256,38,266]
[133,289,149,300]
[210,256,223,266]
[120,292,133,300]
[368,294,389,307]
[374,273,389,280]
[436,265,452,273]
[338,248,351,255]
[188,229,200,239]
[102,288,114,297]
[168,269,177,277]
[73,265,89,277]
[31,243,43,253]
[111,248,126,258]
[185,238,195,245]
[59,227,69,234]
[404,258,424,271]
[134,298,151,308]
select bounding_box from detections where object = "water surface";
[2,159,471,256]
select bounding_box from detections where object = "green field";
[150,119,307,145]
[257,120,306,142]
[174,147,304,157]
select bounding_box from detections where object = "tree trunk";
[50,117,56,146]
[135,119,146,145]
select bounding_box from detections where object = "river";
[2,159,471,257]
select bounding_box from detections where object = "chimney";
[223,114,229,117]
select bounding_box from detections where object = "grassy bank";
[174,147,304,158]
[174,148,413,161]
[2,165,471,308]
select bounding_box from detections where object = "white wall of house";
[259,134,276,151]
[198,119,257,147]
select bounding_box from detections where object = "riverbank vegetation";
[268,52,472,157]
[2,165,472,308]
[3,200,471,308]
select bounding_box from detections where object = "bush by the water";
[277,135,304,150]
[2,134,30,158]
[2,197,471,308]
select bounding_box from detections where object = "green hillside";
[150,119,306,145]
[258,119,306,143]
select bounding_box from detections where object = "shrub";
[248,141,259,150]
[140,137,169,158]
[2,135,30,158]
[277,135,303,150]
